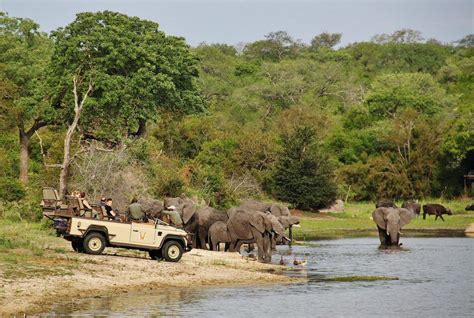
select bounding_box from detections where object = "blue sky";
[2,0,472,46]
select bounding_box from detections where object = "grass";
[318,275,399,282]
[293,199,474,240]
[0,219,79,280]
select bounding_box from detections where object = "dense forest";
[0,11,473,220]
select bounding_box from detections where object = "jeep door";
[130,223,155,245]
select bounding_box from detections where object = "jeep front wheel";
[162,241,183,262]
[83,232,106,255]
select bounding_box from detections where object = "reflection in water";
[46,237,474,318]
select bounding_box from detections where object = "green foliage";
[365,72,448,118]
[271,127,337,210]
[50,11,205,141]
[0,177,26,201]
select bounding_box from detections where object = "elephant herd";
[373,200,453,247]
[139,197,300,263]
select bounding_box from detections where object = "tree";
[365,73,448,118]
[371,29,424,44]
[243,31,302,61]
[271,127,337,210]
[50,11,205,197]
[454,34,474,48]
[310,32,342,50]
[0,13,53,183]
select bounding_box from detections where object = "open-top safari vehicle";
[41,188,192,262]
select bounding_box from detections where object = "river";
[46,237,473,317]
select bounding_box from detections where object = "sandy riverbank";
[0,248,297,316]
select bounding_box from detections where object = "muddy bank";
[0,249,297,316]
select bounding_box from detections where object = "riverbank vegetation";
[293,199,474,240]
[0,11,473,218]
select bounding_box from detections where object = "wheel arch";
[84,225,109,243]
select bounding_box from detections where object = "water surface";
[47,237,474,317]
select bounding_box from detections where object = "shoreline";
[0,249,299,316]
[293,227,468,241]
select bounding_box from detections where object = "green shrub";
[0,177,26,201]
[271,127,337,210]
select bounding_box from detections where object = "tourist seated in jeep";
[126,198,146,221]
[104,198,118,220]
[80,192,93,211]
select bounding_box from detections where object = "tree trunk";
[58,76,92,199]
[19,130,29,184]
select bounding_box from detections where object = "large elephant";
[227,209,287,262]
[164,197,199,246]
[138,198,163,219]
[372,207,414,246]
[239,200,290,217]
[208,221,230,251]
[196,207,228,250]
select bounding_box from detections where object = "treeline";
[0,11,472,219]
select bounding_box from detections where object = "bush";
[0,201,42,222]
[271,127,337,210]
[0,177,26,201]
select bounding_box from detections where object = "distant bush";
[0,177,26,201]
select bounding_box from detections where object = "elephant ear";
[182,202,197,224]
[372,208,388,229]
[250,213,265,233]
[398,208,414,228]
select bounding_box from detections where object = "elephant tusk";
[292,224,301,228]
[398,231,403,235]
[282,235,291,242]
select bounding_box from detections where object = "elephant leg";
[423,213,426,220]
[246,243,255,253]
[377,226,388,246]
[263,234,272,263]
[198,227,208,250]
[224,242,230,252]
[439,214,445,222]
[254,234,265,262]
[228,240,237,252]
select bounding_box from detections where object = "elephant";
[402,201,421,217]
[208,221,230,251]
[138,198,163,219]
[422,204,452,221]
[239,200,290,217]
[372,207,414,246]
[375,200,397,208]
[227,209,287,262]
[164,197,200,246]
[196,207,228,250]
[274,215,300,246]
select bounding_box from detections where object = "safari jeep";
[41,188,192,262]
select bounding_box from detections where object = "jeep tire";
[149,250,163,261]
[83,232,106,255]
[162,240,183,262]
[71,239,84,253]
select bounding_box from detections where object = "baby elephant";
[422,204,452,221]
[402,201,421,217]
[208,221,230,251]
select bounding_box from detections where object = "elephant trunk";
[387,224,399,245]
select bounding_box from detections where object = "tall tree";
[271,127,337,210]
[0,13,53,183]
[50,11,205,197]
[310,32,342,50]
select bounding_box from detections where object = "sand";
[0,248,297,316]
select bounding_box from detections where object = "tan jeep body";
[68,217,190,250]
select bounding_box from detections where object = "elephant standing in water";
[227,209,287,262]
[372,207,414,247]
